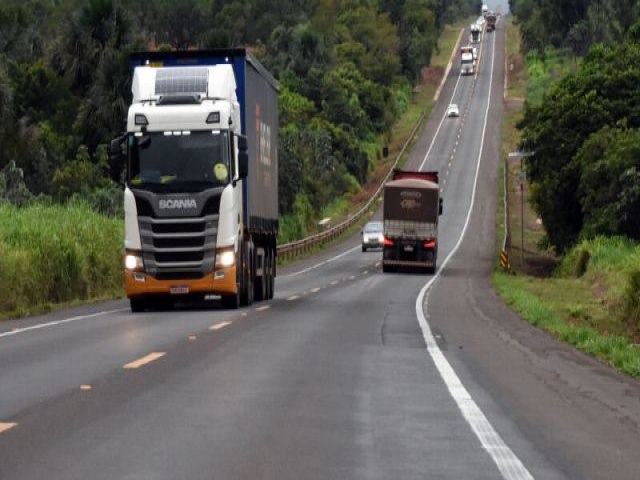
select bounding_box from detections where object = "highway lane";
[1,12,640,480]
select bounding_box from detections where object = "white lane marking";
[0,309,128,339]
[419,69,465,171]
[287,295,300,301]
[311,287,321,293]
[123,352,166,369]
[255,305,271,312]
[209,321,232,331]
[281,245,361,278]
[415,32,534,480]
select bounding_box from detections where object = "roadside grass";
[0,202,123,320]
[505,17,526,99]
[494,19,640,378]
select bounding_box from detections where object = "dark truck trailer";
[382,170,442,273]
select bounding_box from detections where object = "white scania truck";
[111,49,278,311]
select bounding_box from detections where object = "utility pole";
[508,151,534,269]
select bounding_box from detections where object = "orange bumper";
[125,265,237,298]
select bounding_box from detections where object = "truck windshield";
[128,131,231,192]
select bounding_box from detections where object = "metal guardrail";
[276,111,426,260]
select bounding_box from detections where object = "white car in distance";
[447,103,460,117]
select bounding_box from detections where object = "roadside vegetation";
[0,202,122,319]
[496,3,640,377]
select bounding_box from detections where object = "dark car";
[361,221,384,251]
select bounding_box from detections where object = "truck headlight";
[125,254,143,271]
[216,250,235,268]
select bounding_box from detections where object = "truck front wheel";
[130,297,149,313]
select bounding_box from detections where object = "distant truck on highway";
[486,13,497,32]
[460,45,475,74]
[382,170,442,273]
[470,23,481,44]
[111,49,279,311]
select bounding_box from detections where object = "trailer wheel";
[265,248,274,300]
[240,240,254,306]
[254,248,267,302]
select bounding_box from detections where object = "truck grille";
[138,214,218,277]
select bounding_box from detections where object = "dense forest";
[510,0,640,253]
[0,0,478,239]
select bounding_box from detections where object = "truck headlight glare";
[216,250,235,268]
[125,254,143,271]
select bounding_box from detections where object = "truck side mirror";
[237,135,249,179]
[439,198,443,216]
[109,136,125,182]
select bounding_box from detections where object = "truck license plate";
[404,245,414,252]
[170,285,189,295]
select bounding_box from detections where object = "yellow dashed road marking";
[209,321,232,331]
[123,352,166,369]
[0,422,17,434]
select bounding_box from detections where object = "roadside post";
[508,151,534,268]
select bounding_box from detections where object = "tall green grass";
[0,201,123,318]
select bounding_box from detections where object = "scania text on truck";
[382,170,442,273]
[110,49,278,312]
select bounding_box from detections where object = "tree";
[574,127,640,240]
[518,40,640,251]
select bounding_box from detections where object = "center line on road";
[209,321,232,331]
[123,352,166,369]
[0,422,17,434]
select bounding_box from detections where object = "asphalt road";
[1,12,639,480]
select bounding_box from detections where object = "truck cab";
[112,50,278,311]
